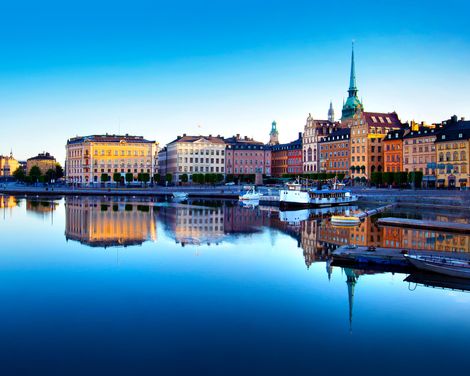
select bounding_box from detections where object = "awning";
[437,179,445,183]
[459,178,468,183]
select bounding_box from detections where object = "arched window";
[439,152,444,162]
[446,152,451,162]
[453,151,459,161]
[378,165,383,172]
[308,147,312,162]
[461,151,466,161]
[371,165,376,173]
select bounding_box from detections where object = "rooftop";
[67,134,156,145]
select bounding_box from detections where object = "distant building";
[164,134,226,183]
[26,152,57,174]
[271,133,303,177]
[65,134,159,184]
[224,134,271,176]
[158,147,168,178]
[319,128,350,174]
[383,129,405,173]
[268,121,279,145]
[435,117,470,189]
[0,152,19,177]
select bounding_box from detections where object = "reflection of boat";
[279,205,359,223]
[331,216,360,226]
[240,200,259,208]
[279,182,358,207]
[239,187,262,201]
[172,192,189,200]
[405,272,470,292]
[405,254,470,279]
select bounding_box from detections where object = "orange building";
[383,129,405,172]
[319,128,350,174]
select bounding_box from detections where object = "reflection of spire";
[345,268,358,334]
[326,258,333,281]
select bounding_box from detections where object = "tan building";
[435,120,470,189]
[65,134,159,185]
[319,128,350,174]
[65,197,157,247]
[403,127,438,187]
[0,152,20,177]
[165,134,226,183]
[26,152,57,174]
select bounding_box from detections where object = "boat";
[279,180,358,208]
[172,192,189,200]
[239,187,262,201]
[405,254,470,279]
[331,215,361,226]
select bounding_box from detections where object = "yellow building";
[26,152,57,174]
[435,120,470,189]
[0,152,20,177]
[66,134,159,184]
[65,197,157,247]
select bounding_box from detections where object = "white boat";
[405,254,470,279]
[279,182,358,207]
[331,215,361,226]
[172,192,189,200]
[239,187,262,201]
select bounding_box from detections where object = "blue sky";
[1,0,469,162]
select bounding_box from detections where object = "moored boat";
[172,192,189,200]
[239,187,262,201]
[405,254,470,279]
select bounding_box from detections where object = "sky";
[1,0,469,163]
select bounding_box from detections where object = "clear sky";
[1,0,469,163]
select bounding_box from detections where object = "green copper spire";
[348,41,357,97]
[341,41,364,120]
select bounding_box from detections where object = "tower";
[341,42,364,120]
[328,101,335,122]
[269,120,279,145]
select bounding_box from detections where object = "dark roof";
[270,136,302,151]
[168,135,226,145]
[27,152,56,161]
[224,135,266,149]
[364,112,403,128]
[435,122,470,143]
[319,128,350,143]
[403,127,439,139]
[67,134,155,145]
[384,128,406,141]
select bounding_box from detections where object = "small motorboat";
[330,215,360,226]
[172,192,189,200]
[239,187,262,201]
[405,254,470,279]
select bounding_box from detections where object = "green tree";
[125,173,134,183]
[55,164,64,179]
[153,173,161,183]
[216,174,224,183]
[180,173,188,183]
[29,166,42,183]
[113,172,122,184]
[13,167,26,182]
[165,173,173,184]
[101,173,110,182]
[138,173,150,186]
[45,168,56,183]
[408,171,423,188]
[371,172,382,186]
[384,172,394,186]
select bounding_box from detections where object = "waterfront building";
[302,112,342,173]
[65,134,159,184]
[383,129,405,173]
[319,128,350,175]
[65,197,157,247]
[26,152,57,174]
[268,121,279,146]
[340,44,404,180]
[225,134,271,176]
[271,133,303,177]
[165,134,226,183]
[0,152,19,177]
[158,147,168,179]
[435,118,470,189]
[403,127,439,187]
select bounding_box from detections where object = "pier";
[377,217,470,234]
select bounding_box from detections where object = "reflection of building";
[26,199,58,213]
[0,195,17,208]
[65,134,159,184]
[224,205,271,234]
[65,197,157,247]
[0,152,19,177]
[26,152,57,174]
[225,135,271,176]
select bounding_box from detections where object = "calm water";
[1,195,470,375]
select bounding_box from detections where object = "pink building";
[224,135,271,176]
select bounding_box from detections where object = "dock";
[377,217,470,234]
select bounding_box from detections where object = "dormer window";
[386,117,392,124]
[459,133,463,138]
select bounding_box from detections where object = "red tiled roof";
[363,112,403,128]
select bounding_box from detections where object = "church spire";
[348,41,358,97]
[328,101,335,122]
[341,41,364,120]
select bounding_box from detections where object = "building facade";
[65,134,159,184]
[271,133,303,177]
[0,152,19,177]
[383,129,405,173]
[26,152,57,174]
[165,134,226,183]
[435,120,470,188]
[319,128,350,174]
[225,135,271,176]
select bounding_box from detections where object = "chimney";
[209,134,212,137]
[183,133,186,137]
[236,133,240,139]
[298,132,302,139]
[461,117,465,121]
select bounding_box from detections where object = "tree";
[153,173,161,183]
[216,174,224,183]
[409,171,423,188]
[371,172,382,186]
[45,168,56,183]
[113,172,122,184]
[125,173,134,184]
[55,164,64,179]
[101,173,110,182]
[384,172,394,186]
[165,173,173,184]
[138,173,150,185]
[180,173,188,183]
[13,167,26,182]
[29,166,42,183]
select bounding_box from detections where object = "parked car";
[225,182,235,186]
